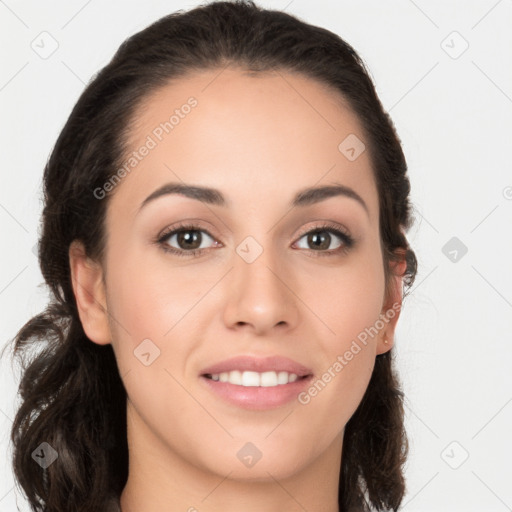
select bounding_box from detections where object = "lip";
[199,355,314,411]
[200,355,313,377]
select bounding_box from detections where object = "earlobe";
[376,251,407,355]
[69,240,111,345]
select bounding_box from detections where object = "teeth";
[208,370,300,387]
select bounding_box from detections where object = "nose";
[222,244,300,335]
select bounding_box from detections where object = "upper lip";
[200,355,313,377]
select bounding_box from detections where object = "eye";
[157,223,220,257]
[293,222,355,257]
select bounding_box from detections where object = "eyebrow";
[138,182,369,215]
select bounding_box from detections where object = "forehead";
[109,67,378,222]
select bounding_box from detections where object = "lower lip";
[199,375,313,411]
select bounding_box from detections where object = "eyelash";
[155,221,355,258]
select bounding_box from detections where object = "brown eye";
[295,228,351,252]
[174,229,204,250]
[292,222,355,258]
[162,228,215,251]
[157,224,218,257]
[303,230,338,251]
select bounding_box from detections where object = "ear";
[376,249,407,355]
[69,240,111,345]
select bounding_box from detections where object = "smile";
[204,370,306,387]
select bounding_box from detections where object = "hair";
[2,1,418,511]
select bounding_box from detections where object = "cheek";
[104,246,209,381]
[295,246,384,416]
[106,245,205,334]
[296,324,377,449]
[298,246,385,344]
[105,255,202,424]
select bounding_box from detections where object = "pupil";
[178,230,201,249]
[309,231,329,250]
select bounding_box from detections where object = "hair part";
[3,1,417,511]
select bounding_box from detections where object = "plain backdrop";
[1,1,511,511]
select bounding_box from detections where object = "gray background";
[1,0,511,510]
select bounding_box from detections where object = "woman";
[5,1,417,510]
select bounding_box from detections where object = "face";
[71,67,402,484]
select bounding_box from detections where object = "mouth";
[202,370,311,387]
[199,355,314,410]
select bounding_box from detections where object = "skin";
[69,67,405,512]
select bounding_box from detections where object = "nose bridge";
[236,236,280,292]
[222,232,298,332]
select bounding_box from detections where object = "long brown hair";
[2,1,417,510]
